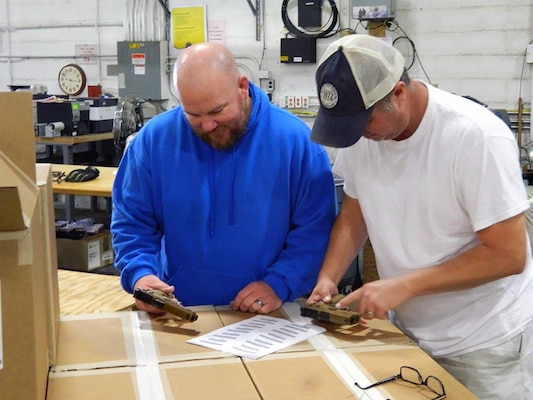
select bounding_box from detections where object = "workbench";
[35,132,114,164]
[50,163,117,220]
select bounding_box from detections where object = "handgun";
[300,294,360,325]
[133,288,198,322]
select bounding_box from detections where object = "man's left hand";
[230,281,282,314]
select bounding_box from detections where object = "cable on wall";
[387,20,432,85]
[281,0,339,39]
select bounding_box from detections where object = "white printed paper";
[187,315,325,359]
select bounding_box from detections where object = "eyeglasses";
[355,365,446,400]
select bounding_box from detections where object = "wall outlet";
[259,78,275,94]
[286,96,295,108]
[302,96,309,108]
[294,96,301,108]
[278,96,286,108]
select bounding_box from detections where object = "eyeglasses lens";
[426,375,446,399]
[400,366,446,399]
[400,366,423,384]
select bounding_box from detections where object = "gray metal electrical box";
[117,41,170,100]
[350,0,396,21]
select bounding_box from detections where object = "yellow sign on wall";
[172,6,207,49]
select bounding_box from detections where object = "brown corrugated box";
[0,92,57,400]
[56,230,114,272]
[36,163,60,366]
[47,304,478,399]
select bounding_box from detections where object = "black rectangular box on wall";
[298,0,322,27]
[280,37,317,63]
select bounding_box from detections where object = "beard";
[192,95,251,150]
[193,124,247,150]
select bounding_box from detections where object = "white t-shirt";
[334,82,533,357]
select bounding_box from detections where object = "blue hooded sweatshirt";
[111,82,336,306]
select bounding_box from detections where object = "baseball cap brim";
[311,105,373,148]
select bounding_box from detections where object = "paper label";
[87,240,101,269]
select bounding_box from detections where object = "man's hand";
[133,275,175,314]
[230,281,282,314]
[306,277,339,305]
[335,276,414,320]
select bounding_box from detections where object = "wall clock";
[58,63,87,96]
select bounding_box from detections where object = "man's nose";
[200,117,217,132]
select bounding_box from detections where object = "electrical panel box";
[350,0,396,21]
[117,41,170,100]
[280,37,317,63]
[298,0,322,27]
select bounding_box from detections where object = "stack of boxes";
[0,92,59,399]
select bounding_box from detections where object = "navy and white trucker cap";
[311,34,405,148]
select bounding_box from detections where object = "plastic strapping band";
[282,302,390,400]
[130,311,167,400]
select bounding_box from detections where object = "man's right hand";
[306,277,339,305]
[133,275,175,314]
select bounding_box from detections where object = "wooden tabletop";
[58,269,134,316]
[35,131,114,145]
[51,163,117,197]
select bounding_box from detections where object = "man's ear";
[238,76,249,96]
[392,81,407,101]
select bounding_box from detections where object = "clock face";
[58,64,86,96]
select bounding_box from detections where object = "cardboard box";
[0,92,35,181]
[0,92,56,400]
[48,309,260,399]
[56,230,114,271]
[36,163,60,366]
[48,358,261,400]
[46,302,478,400]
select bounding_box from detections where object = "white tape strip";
[130,311,166,400]
[130,311,159,364]
[282,302,336,349]
[282,302,390,400]
[135,365,167,400]
[322,348,391,400]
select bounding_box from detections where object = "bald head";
[173,43,252,150]
[175,43,241,100]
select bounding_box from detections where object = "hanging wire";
[518,43,530,101]
[387,20,433,85]
[281,0,339,38]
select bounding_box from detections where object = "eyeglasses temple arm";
[354,374,399,390]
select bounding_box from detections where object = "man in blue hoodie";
[111,43,336,314]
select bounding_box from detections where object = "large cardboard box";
[46,305,478,400]
[0,92,35,181]
[0,92,55,400]
[56,230,114,271]
[36,163,60,365]
[47,308,260,400]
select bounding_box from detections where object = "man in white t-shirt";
[307,34,533,400]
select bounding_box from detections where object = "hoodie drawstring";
[208,147,236,238]
[209,150,216,238]
[229,148,236,225]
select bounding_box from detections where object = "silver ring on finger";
[255,299,264,307]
